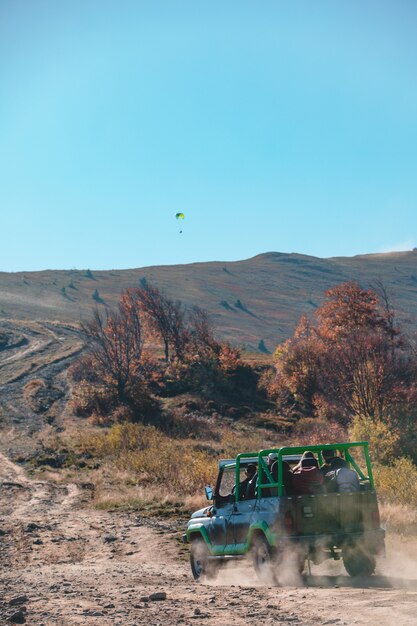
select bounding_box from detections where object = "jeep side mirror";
[205,486,213,501]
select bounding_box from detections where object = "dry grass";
[75,421,273,496]
[60,418,275,515]
[86,466,207,517]
[380,502,417,536]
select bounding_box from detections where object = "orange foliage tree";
[272,282,416,423]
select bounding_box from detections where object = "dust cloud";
[205,536,417,592]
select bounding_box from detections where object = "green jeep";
[184,442,385,582]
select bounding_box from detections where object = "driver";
[235,463,257,500]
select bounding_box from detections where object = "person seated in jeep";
[320,448,338,476]
[233,463,257,500]
[248,452,278,499]
[292,451,325,495]
[320,450,360,493]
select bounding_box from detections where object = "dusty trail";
[1,455,417,626]
[0,320,83,387]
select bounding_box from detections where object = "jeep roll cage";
[222,441,374,502]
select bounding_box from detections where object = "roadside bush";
[374,457,417,508]
[68,356,99,383]
[348,414,400,465]
[270,283,417,425]
[258,366,297,415]
[69,380,117,418]
[78,422,218,494]
[159,355,260,407]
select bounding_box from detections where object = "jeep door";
[229,498,257,549]
[210,465,235,551]
[228,464,258,549]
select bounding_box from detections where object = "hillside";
[2,250,417,351]
[2,252,417,626]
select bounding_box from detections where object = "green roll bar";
[235,442,373,500]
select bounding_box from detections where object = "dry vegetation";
[2,279,417,536]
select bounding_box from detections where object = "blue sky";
[1,1,417,271]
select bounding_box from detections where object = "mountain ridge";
[1,250,417,351]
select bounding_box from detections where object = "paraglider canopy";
[175,212,185,233]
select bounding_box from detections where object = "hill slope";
[2,250,417,351]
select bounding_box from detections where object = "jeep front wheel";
[190,538,217,581]
[251,535,277,583]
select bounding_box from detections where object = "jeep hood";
[191,506,211,519]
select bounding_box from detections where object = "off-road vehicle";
[184,442,385,582]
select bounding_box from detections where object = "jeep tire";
[251,534,277,583]
[190,537,217,581]
[343,544,376,577]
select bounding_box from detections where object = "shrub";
[78,422,218,494]
[68,356,99,384]
[69,380,117,418]
[349,414,400,465]
[374,457,417,508]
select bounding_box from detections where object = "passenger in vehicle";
[292,450,315,473]
[248,452,283,499]
[292,451,325,495]
[263,459,294,497]
[320,451,344,492]
[235,463,257,500]
[246,470,258,500]
[332,457,360,493]
[259,452,279,497]
[321,454,360,493]
[320,449,338,476]
[267,452,278,467]
[263,460,279,497]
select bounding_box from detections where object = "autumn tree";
[81,290,145,402]
[273,315,322,416]
[272,281,414,423]
[186,306,221,359]
[134,282,188,362]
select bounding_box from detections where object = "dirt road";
[1,454,417,626]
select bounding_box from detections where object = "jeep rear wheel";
[251,535,277,583]
[190,538,217,581]
[343,545,376,577]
